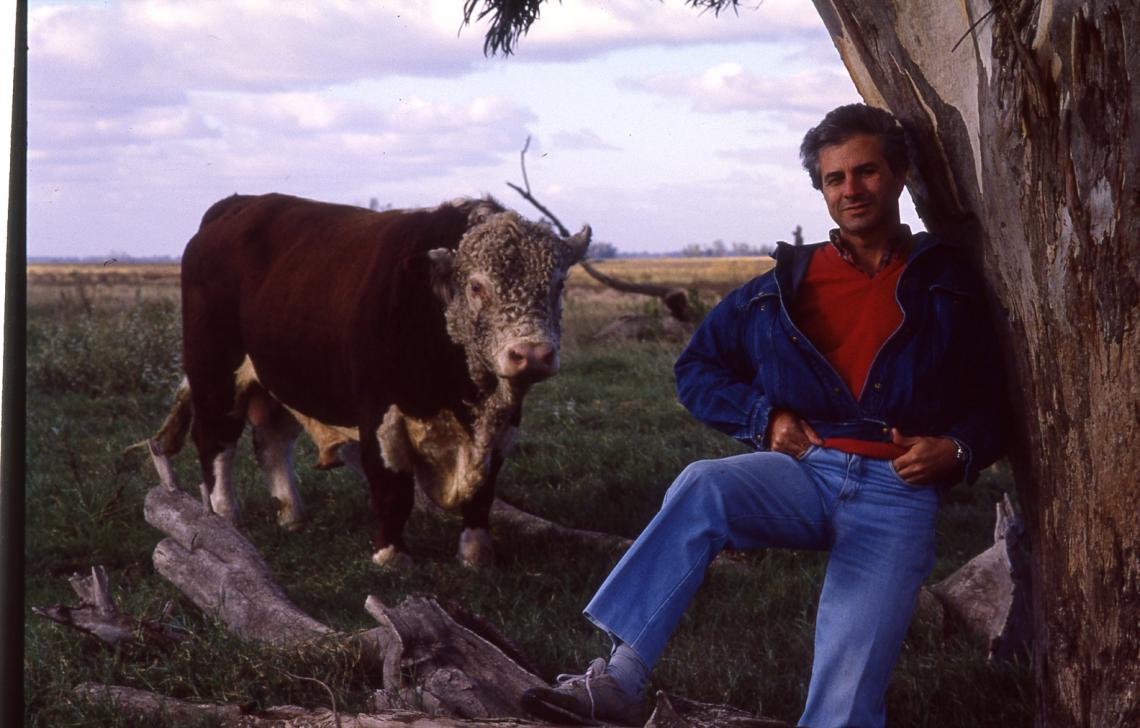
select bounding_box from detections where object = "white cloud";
[515,0,827,58]
[30,1,829,104]
[27,0,853,258]
[549,128,618,151]
[622,63,859,115]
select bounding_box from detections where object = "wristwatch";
[952,439,968,464]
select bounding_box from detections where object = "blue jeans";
[584,446,939,728]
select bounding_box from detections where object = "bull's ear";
[564,224,592,264]
[427,248,457,304]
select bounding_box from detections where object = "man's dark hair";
[800,104,909,190]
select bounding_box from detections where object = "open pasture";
[25,260,1030,726]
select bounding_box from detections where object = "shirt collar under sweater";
[828,225,913,275]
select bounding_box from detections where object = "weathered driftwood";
[365,594,545,718]
[590,314,693,343]
[74,683,792,728]
[926,494,1032,661]
[31,565,187,651]
[506,136,690,322]
[73,682,565,727]
[145,484,334,646]
[489,497,633,554]
[578,261,691,322]
[139,450,791,726]
[645,691,791,728]
[142,448,552,718]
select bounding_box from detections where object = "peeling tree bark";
[811,2,1139,725]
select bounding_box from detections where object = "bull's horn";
[566,224,592,261]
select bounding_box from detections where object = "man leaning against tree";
[520,103,1008,728]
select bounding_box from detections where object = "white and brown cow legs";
[183,283,247,524]
[207,446,239,522]
[189,397,245,524]
[248,391,305,531]
[457,450,502,568]
[360,430,415,568]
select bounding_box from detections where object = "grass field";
[25,260,1032,726]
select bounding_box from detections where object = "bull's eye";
[467,274,492,314]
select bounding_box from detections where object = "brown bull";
[173,193,589,566]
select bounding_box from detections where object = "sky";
[28,0,923,258]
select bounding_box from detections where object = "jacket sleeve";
[942,288,1010,482]
[674,287,773,448]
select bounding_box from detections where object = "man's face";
[817,133,906,241]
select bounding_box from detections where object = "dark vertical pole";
[1,1,27,725]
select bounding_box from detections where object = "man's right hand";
[766,409,823,458]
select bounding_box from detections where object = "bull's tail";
[153,377,194,455]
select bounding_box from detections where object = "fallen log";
[31,565,187,651]
[74,682,792,728]
[489,497,632,554]
[365,594,544,718]
[73,682,563,727]
[145,484,334,646]
[590,314,692,343]
[645,691,791,728]
[577,262,691,322]
[506,136,690,322]
[142,448,550,719]
[138,449,791,726]
[925,493,1032,661]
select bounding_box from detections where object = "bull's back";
[181,194,468,424]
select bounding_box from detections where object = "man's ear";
[427,248,457,305]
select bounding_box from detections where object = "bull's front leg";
[359,425,415,568]
[457,448,503,568]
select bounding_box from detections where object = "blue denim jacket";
[674,233,1007,481]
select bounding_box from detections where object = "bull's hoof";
[275,509,305,532]
[457,528,495,569]
[208,488,241,525]
[372,545,413,570]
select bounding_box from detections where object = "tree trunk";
[811,2,1139,725]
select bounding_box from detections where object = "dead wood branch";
[645,691,791,727]
[578,262,691,322]
[590,313,692,343]
[73,682,794,727]
[490,497,632,554]
[925,493,1032,661]
[32,565,187,650]
[507,137,690,321]
[365,594,545,718]
[489,497,750,576]
[144,484,334,646]
[74,682,565,727]
[142,451,550,719]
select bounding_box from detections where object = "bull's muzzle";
[499,341,559,381]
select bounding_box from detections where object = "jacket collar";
[770,230,944,301]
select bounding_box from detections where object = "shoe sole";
[520,690,608,726]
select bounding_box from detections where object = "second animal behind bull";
[173,193,590,568]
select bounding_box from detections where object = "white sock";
[604,643,649,700]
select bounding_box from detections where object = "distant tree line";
[676,240,776,258]
[28,252,182,265]
[674,226,804,258]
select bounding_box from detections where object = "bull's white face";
[430,210,589,386]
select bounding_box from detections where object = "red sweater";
[793,244,907,459]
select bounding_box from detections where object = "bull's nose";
[503,342,558,380]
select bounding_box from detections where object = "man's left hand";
[890,429,961,486]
